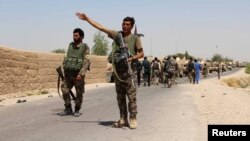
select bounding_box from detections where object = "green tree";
[91,31,109,56]
[176,53,184,59]
[211,54,223,62]
[52,48,66,54]
[184,51,190,59]
[223,57,233,63]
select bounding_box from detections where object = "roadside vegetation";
[223,77,250,88]
[245,64,250,74]
[52,48,66,54]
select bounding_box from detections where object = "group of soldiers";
[134,55,227,87]
[135,55,179,88]
[57,11,231,130]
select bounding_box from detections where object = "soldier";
[172,55,179,84]
[165,55,178,87]
[59,28,90,117]
[151,57,161,85]
[187,57,195,84]
[202,63,208,78]
[136,60,142,87]
[142,56,151,87]
[76,12,144,129]
[217,63,221,79]
[162,56,171,86]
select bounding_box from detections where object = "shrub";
[52,48,66,54]
[245,64,250,74]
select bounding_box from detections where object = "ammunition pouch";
[63,57,83,70]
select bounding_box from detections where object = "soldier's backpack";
[152,61,159,70]
[168,59,176,73]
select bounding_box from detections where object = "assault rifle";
[56,66,76,100]
[115,33,133,76]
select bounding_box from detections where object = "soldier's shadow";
[63,120,114,128]
[98,121,114,127]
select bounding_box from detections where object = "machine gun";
[56,66,76,100]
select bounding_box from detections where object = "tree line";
[52,31,234,63]
[52,31,109,56]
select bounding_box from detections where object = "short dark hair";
[73,28,84,38]
[123,17,135,26]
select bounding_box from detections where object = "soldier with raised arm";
[76,12,144,129]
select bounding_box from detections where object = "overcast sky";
[0,0,249,61]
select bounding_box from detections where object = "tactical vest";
[108,32,137,64]
[63,42,86,70]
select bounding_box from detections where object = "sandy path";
[181,68,250,133]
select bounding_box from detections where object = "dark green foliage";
[52,48,66,54]
[91,31,109,56]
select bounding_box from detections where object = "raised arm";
[76,12,110,35]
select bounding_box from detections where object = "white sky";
[0,0,249,61]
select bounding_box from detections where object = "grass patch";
[223,77,250,88]
[25,90,49,97]
[245,64,250,74]
[26,93,34,96]
[40,90,49,95]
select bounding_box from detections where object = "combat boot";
[59,104,73,116]
[74,106,81,117]
[129,118,137,129]
[112,117,129,128]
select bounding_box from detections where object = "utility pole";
[216,45,218,55]
[150,37,152,58]
[175,40,178,54]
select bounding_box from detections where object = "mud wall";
[0,46,107,96]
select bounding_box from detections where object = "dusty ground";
[1,69,249,126]
[0,83,114,106]
[181,68,250,130]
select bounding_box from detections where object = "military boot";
[112,117,129,128]
[129,118,137,129]
[58,104,73,116]
[74,106,81,117]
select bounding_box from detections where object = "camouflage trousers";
[61,73,85,109]
[114,72,137,119]
[188,71,195,84]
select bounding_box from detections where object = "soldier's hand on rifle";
[76,74,83,80]
[76,12,87,20]
[128,56,135,62]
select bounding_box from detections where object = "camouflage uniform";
[61,42,90,114]
[108,30,142,120]
[187,60,195,84]
[202,64,208,78]
[217,64,221,79]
